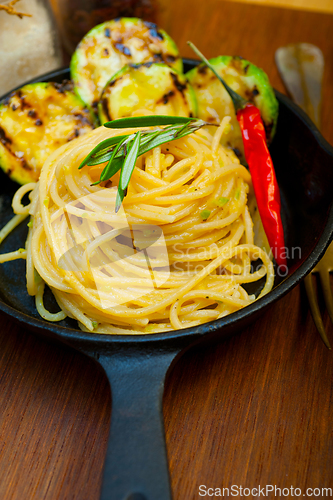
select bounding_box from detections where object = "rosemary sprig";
[79,115,215,211]
[104,115,195,129]
[117,131,141,212]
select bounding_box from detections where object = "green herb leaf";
[104,115,195,129]
[100,140,126,181]
[114,131,141,211]
[78,115,219,212]
[79,135,129,169]
[214,197,229,207]
[120,131,141,190]
[115,186,125,213]
[139,120,206,156]
[87,152,113,166]
[91,157,124,186]
[200,209,211,221]
[139,127,180,154]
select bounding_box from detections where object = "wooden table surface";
[225,0,333,15]
[1,1,333,499]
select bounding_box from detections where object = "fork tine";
[304,274,332,349]
[319,269,333,325]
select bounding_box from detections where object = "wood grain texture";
[224,0,333,15]
[0,2,333,499]
[164,286,333,498]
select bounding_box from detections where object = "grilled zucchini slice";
[0,81,95,184]
[70,17,183,111]
[186,56,278,159]
[98,63,197,122]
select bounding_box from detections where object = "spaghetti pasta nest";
[0,118,274,334]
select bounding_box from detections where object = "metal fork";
[276,43,333,349]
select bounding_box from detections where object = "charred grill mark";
[245,86,260,102]
[11,104,18,111]
[0,127,31,168]
[157,90,175,105]
[232,56,244,65]
[102,98,111,122]
[176,81,191,113]
[103,48,109,56]
[144,21,157,29]
[67,128,80,141]
[21,159,32,171]
[152,53,163,62]
[35,119,43,126]
[105,27,111,38]
[107,76,120,87]
[15,92,31,110]
[170,73,187,96]
[28,110,37,118]
[149,28,164,40]
[114,43,131,56]
[232,147,242,159]
[74,112,93,126]
[128,61,154,69]
[165,55,176,64]
[21,98,30,110]
[53,80,74,93]
[92,100,99,114]
[62,80,73,91]
[53,83,64,93]
[0,127,31,167]
[198,65,208,75]
[0,126,12,146]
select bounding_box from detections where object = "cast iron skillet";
[0,61,333,500]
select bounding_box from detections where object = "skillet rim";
[0,63,332,347]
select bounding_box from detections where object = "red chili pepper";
[187,43,287,269]
[237,103,287,268]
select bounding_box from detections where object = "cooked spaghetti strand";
[0,124,275,333]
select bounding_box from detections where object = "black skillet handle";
[96,346,180,500]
